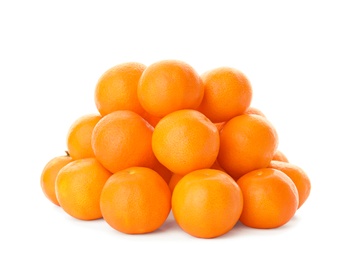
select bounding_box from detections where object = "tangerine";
[237,168,298,229]
[100,167,171,234]
[55,158,112,220]
[94,62,146,116]
[152,109,220,175]
[218,114,278,180]
[172,169,243,238]
[197,67,252,123]
[91,110,155,173]
[138,60,204,117]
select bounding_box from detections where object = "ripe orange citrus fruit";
[218,114,278,180]
[172,169,243,238]
[268,160,311,209]
[91,110,155,173]
[40,153,73,206]
[41,59,312,238]
[66,114,102,160]
[237,168,299,229]
[100,167,171,234]
[137,60,204,117]
[94,62,146,116]
[55,158,112,220]
[152,109,220,175]
[197,67,253,123]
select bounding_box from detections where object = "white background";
[1,0,348,259]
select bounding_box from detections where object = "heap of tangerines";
[40,60,311,239]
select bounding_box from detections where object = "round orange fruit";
[172,169,243,238]
[237,168,299,229]
[55,158,112,220]
[91,110,155,173]
[138,60,204,117]
[218,114,278,180]
[100,167,171,234]
[197,67,252,123]
[152,109,220,175]
[94,62,146,116]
